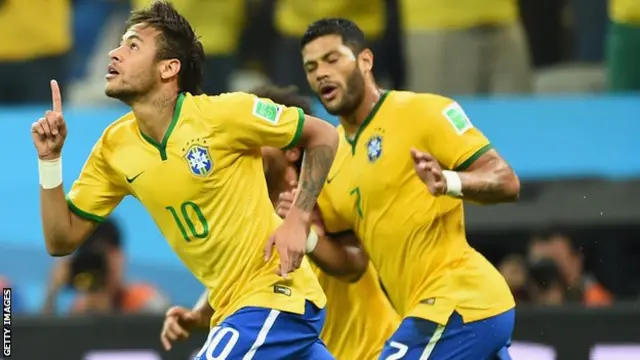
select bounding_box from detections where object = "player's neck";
[131,90,179,144]
[340,83,382,136]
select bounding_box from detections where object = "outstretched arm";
[32,80,98,255]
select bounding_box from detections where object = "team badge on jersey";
[366,135,383,162]
[184,145,213,176]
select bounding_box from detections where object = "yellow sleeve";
[317,188,351,235]
[219,92,305,150]
[419,96,492,171]
[66,137,128,222]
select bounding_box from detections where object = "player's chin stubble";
[325,70,365,116]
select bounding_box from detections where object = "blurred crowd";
[1,0,639,107]
[1,0,639,316]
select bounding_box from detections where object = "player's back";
[67,92,326,325]
[311,262,400,360]
[320,91,513,325]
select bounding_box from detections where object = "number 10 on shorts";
[195,326,239,360]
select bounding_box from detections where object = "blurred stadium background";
[0,0,639,359]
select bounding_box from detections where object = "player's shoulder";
[187,91,262,123]
[98,112,138,151]
[388,90,455,111]
[189,91,256,110]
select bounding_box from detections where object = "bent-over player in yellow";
[30,3,338,359]
[159,85,401,360]
[277,18,521,360]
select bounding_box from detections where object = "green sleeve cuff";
[66,197,106,223]
[282,107,305,150]
[454,144,493,171]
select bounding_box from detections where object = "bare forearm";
[295,145,335,213]
[457,161,520,204]
[309,233,368,282]
[40,187,93,256]
[41,187,76,255]
[293,118,337,214]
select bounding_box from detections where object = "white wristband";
[442,170,463,197]
[38,158,63,189]
[306,228,319,254]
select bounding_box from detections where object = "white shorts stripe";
[241,310,280,360]
[419,324,446,360]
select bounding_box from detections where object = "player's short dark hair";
[301,18,366,53]
[127,0,205,94]
[250,84,312,173]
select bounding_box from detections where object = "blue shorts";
[379,309,515,360]
[194,301,334,360]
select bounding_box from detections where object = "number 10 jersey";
[66,92,326,326]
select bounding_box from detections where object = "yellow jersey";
[318,91,514,325]
[67,92,326,326]
[311,262,399,360]
[401,0,518,31]
[610,0,640,24]
[0,0,71,60]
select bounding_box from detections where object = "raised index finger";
[50,80,63,113]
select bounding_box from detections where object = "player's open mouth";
[106,65,120,80]
[319,84,339,101]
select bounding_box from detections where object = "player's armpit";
[308,230,369,283]
[457,149,520,204]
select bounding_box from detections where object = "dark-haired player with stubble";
[30,1,338,358]
[276,19,521,359]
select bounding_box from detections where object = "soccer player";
[277,19,521,359]
[30,2,338,359]
[160,85,399,359]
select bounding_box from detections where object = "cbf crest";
[184,143,213,177]
[365,135,383,162]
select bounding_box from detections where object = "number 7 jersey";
[318,91,514,326]
[66,92,326,326]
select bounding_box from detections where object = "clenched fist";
[31,80,67,160]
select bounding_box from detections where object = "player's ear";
[358,49,374,74]
[159,58,181,81]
